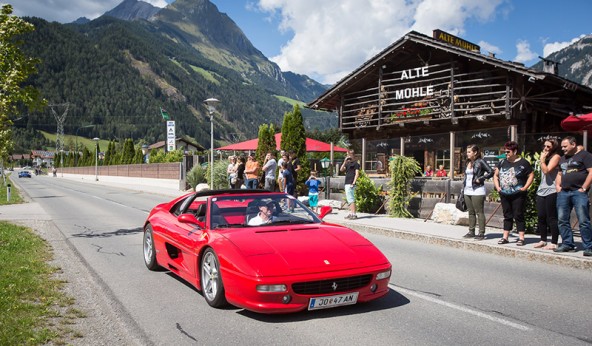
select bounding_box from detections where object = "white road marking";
[390,283,531,331]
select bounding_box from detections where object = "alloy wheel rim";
[202,252,218,300]
[144,230,153,263]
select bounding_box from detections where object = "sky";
[7,0,592,85]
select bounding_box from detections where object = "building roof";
[31,150,55,159]
[148,137,205,151]
[309,30,592,112]
[10,154,31,160]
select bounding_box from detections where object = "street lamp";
[204,98,220,189]
[75,124,95,167]
[320,157,331,200]
[93,137,99,181]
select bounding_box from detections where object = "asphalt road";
[13,176,592,345]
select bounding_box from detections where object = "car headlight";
[256,284,287,292]
[376,270,391,280]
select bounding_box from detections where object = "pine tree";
[256,123,277,163]
[133,147,144,164]
[122,138,135,164]
[280,104,309,193]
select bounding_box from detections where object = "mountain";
[531,34,592,88]
[71,17,91,25]
[152,0,322,101]
[16,0,331,153]
[104,0,160,21]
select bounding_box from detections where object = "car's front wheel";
[201,248,227,308]
[143,224,160,270]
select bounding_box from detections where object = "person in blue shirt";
[305,171,321,213]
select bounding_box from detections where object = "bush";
[387,155,421,218]
[186,164,206,190]
[354,170,383,213]
[206,160,231,190]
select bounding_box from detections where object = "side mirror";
[317,206,333,219]
[178,213,205,229]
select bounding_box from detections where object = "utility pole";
[49,103,71,163]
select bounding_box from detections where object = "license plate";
[308,292,359,310]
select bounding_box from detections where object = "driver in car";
[248,202,277,226]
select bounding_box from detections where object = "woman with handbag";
[462,144,494,240]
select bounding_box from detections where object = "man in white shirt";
[248,202,276,226]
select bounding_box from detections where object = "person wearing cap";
[244,153,260,189]
[248,202,276,225]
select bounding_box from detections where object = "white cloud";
[543,35,584,58]
[478,41,502,56]
[514,40,538,63]
[10,0,168,23]
[257,0,503,84]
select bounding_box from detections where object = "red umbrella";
[216,133,348,152]
[561,113,592,132]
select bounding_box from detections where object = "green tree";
[0,5,45,160]
[121,138,135,164]
[133,147,144,164]
[81,146,91,166]
[104,141,115,165]
[281,104,309,193]
[255,123,277,163]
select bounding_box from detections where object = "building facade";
[309,30,592,177]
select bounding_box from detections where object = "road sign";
[167,121,176,151]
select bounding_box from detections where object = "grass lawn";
[0,177,85,344]
[1,175,23,205]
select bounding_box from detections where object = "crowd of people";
[459,137,592,257]
[224,149,361,219]
[225,150,301,195]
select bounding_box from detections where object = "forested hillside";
[531,34,592,89]
[15,5,333,153]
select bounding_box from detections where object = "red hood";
[222,224,388,276]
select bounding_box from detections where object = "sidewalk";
[4,174,591,271]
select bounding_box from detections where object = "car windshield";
[210,193,321,228]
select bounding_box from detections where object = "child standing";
[305,171,321,213]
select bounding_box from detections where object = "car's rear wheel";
[201,248,227,307]
[143,224,160,270]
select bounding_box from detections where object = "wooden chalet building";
[309,30,592,177]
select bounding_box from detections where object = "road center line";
[389,284,531,331]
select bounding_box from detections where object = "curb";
[339,221,592,271]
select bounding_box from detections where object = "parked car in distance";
[143,189,392,314]
[18,171,32,178]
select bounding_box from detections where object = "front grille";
[292,274,373,295]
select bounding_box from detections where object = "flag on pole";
[160,107,170,121]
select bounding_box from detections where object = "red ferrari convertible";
[143,189,392,313]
